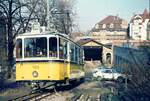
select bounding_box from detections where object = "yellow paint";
[16,62,66,81]
[16,61,84,81]
[70,63,85,79]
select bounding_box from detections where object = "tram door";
[64,41,68,79]
[59,38,68,79]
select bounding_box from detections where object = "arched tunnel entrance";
[84,46,102,62]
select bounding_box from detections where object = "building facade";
[91,15,128,44]
[147,20,150,40]
[76,15,128,44]
[77,39,113,66]
[129,9,150,40]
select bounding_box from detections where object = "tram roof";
[17,31,68,37]
[16,31,83,48]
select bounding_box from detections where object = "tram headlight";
[32,71,38,78]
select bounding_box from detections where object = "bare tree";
[0,0,76,77]
[0,0,39,77]
[23,0,47,32]
[52,0,75,35]
[25,0,76,34]
[0,0,23,77]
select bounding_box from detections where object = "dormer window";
[102,24,106,29]
[110,23,114,28]
[95,24,99,29]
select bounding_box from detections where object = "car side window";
[104,70,112,73]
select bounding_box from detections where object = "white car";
[92,66,107,73]
[93,68,126,82]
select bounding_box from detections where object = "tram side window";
[76,47,80,64]
[24,37,47,57]
[79,48,82,64]
[79,48,80,64]
[77,47,80,64]
[80,49,83,64]
[16,39,22,58]
[78,48,81,64]
[63,41,68,59]
[75,46,78,63]
[70,43,75,62]
[59,38,67,59]
[49,37,57,57]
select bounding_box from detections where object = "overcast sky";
[76,0,149,32]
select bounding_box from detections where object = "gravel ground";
[0,75,120,101]
[0,80,31,101]
[40,92,74,101]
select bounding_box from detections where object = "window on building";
[102,24,106,29]
[106,53,111,64]
[110,23,114,28]
[95,24,99,29]
[134,33,138,34]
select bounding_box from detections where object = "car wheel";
[117,76,124,83]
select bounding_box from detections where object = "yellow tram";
[15,30,85,86]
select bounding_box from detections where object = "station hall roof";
[77,38,111,49]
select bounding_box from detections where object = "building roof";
[77,38,97,45]
[92,15,127,32]
[70,32,83,39]
[142,9,150,20]
[130,9,150,23]
[77,38,112,49]
[99,15,122,24]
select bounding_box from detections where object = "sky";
[76,0,149,32]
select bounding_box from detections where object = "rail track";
[9,80,83,101]
[71,93,102,101]
[9,90,56,101]
[9,83,56,101]
[8,77,115,101]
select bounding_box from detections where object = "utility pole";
[47,0,50,30]
[46,0,72,34]
[46,0,55,32]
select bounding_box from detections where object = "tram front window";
[49,37,57,57]
[16,39,22,58]
[24,37,47,57]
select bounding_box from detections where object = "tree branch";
[0,4,8,18]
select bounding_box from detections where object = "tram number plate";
[33,65,39,69]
